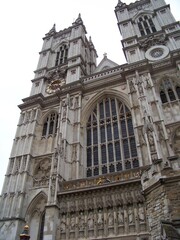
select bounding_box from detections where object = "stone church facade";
[0,0,180,239]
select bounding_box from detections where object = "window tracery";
[137,15,156,36]
[160,79,180,104]
[42,112,58,138]
[86,97,138,177]
[55,44,68,66]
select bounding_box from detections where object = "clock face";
[46,79,64,94]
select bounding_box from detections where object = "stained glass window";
[86,97,138,177]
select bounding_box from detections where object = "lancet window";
[86,97,139,177]
[160,79,180,104]
[42,112,58,138]
[55,44,68,66]
[137,15,156,36]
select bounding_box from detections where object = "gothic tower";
[0,1,180,240]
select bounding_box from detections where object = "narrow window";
[168,88,176,101]
[42,112,58,138]
[176,86,180,99]
[160,91,168,103]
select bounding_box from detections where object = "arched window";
[160,90,168,103]
[42,112,58,137]
[137,15,156,36]
[160,80,179,104]
[55,44,68,66]
[168,88,176,101]
[176,86,180,99]
[86,97,138,177]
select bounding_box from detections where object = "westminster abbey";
[0,0,180,239]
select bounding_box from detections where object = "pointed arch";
[82,90,139,177]
[26,191,47,217]
[41,110,59,138]
[81,89,130,125]
[157,74,179,103]
[26,191,47,240]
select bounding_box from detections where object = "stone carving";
[78,211,85,230]
[62,106,67,118]
[60,214,66,232]
[70,213,76,230]
[108,210,114,226]
[97,209,103,225]
[105,195,113,208]
[118,206,124,224]
[129,79,136,93]
[139,34,167,51]
[138,204,145,222]
[45,66,66,82]
[143,111,156,152]
[87,211,94,229]
[135,76,144,96]
[143,74,152,89]
[156,123,165,141]
[33,159,51,187]
[128,206,134,224]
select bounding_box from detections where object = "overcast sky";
[0,0,179,193]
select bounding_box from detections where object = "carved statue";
[128,207,134,224]
[70,214,75,230]
[97,209,103,225]
[118,206,124,224]
[129,80,136,93]
[78,212,85,230]
[108,211,114,226]
[138,204,145,222]
[87,212,94,229]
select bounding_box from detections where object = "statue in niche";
[144,75,152,89]
[60,214,66,232]
[62,106,67,118]
[87,211,94,229]
[97,209,103,225]
[108,210,114,226]
[138,204,145,222]
[157,123,165,141]
[117,206,124,224]
[136,76,144,95]
[78,212,85,230]
[143,111,156,152]
[70,214,76,230]
[129,80,136,93]
[128,206,134,224]
[147,129,156,152]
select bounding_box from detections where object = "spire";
[46,23,56,36]
[116,0,126,9]
[73,13,83,25]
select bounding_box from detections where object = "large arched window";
[86,97,138,177]
[55,44,68,66]
[42,112,58,138]
[137,15,156,36]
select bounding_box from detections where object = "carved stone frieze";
[139,34,167,51]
